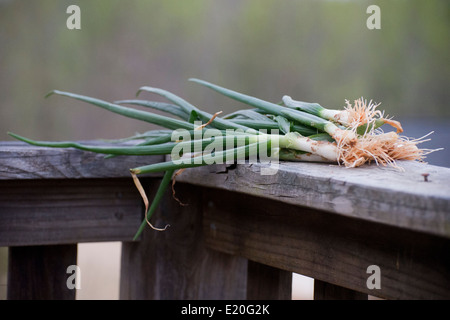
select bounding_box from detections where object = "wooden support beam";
[0,141,164,180]
[177,161,450,239]
[0,178,143,246]
[0,142,163,246]
[200,187,450,300]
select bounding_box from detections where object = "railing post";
[247,260,292,299]
[120,181,247,299]
[7,244,77,300]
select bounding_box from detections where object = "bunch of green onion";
[8,79,432,239]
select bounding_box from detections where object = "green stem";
[133,169,174,240]
[131,138,268,175]
[47,90,196,131]
[137,86,251,131]
[8,132,258,157]
[115,99,190,121]
[281,96,326,118]
[230,119,318,136]
[189,78,333,133]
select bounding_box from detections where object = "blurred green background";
[0,0,449,300]
[1,0,449,163]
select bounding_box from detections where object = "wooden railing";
[1,141,449,300]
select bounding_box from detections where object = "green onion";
[282,95,403,134]
[133,169,174,240]
[189,78,356,143]
[115,99,190,121]
[130,139,269,175]
[47,90,196,131]
[106,129,173,144]
[136,86,251,131]
[8,132,260,157]
[9,79,432,238]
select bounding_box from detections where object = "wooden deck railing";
[1,141,449,300]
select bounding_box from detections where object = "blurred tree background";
[0,0,449,300]
[0,0,449,166]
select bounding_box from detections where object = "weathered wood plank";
[7,244,77,300]
[247,260,292,300]
[201,187,450,299]
[176,161,450,239]
[0,178,144,246]
[2,142,449,238]
[120,183,247,299]
[0,141,164,180]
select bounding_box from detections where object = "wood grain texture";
[120,183,247,300]
[176,161,450,238]
[202,188,450,299]
[0,141,164,180]
[247,260,292,300]
[0,178,144,246]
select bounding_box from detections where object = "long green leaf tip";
[189,78,284,116]
[188,78,331,132]
[47,90,196,131]
[8,132,260,158]
[115,99,190,121]
[8,131,184,156]
[137,86,252,131]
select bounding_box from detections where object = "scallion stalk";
[8,79,435,237]
[115,99,190,121]
[136,86,251,131]
[133,169,174,240]
[47,90,196,131]
[130,140,267,175]
[189,78,357,144]
[8,132,260,157]
[282,95,403,134]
